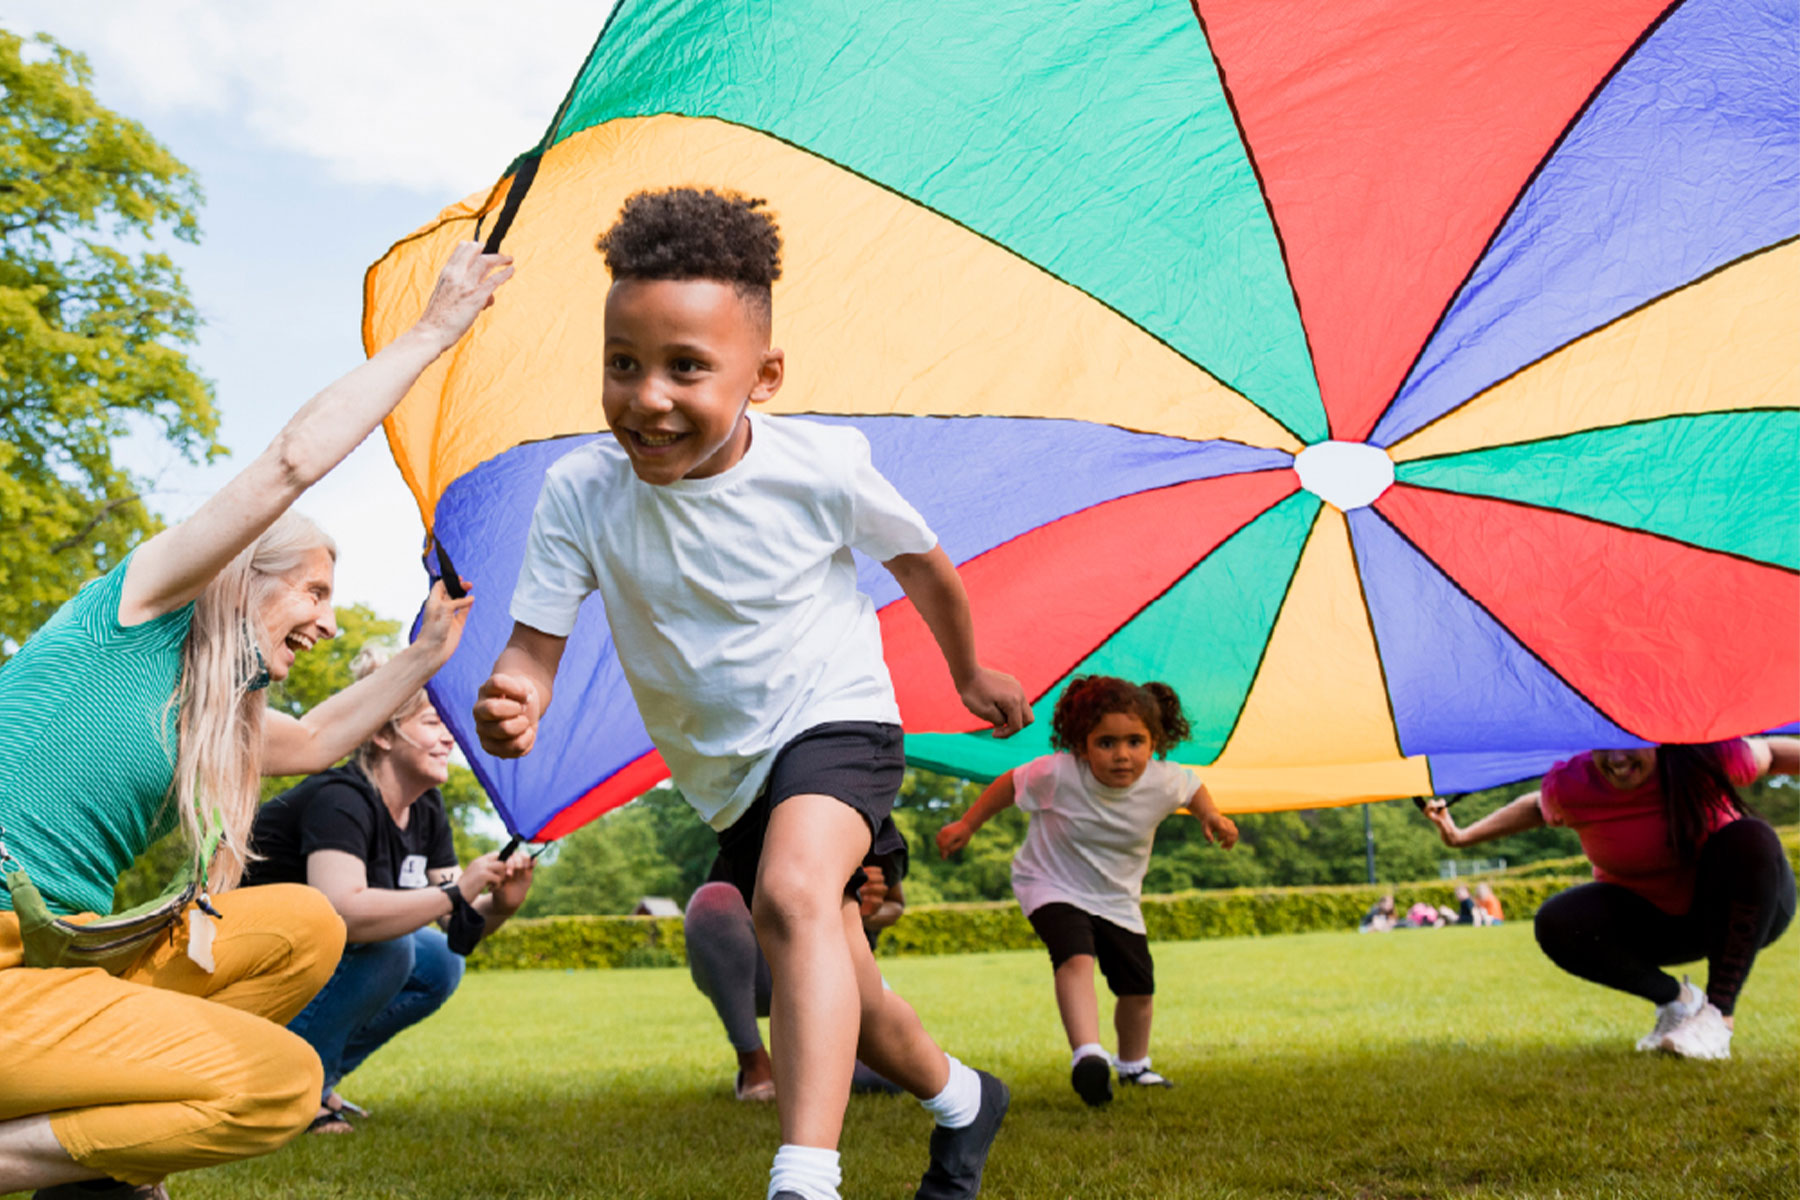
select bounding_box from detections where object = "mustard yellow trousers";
[0,884,344,1185]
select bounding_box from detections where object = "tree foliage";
[0,30,218,656]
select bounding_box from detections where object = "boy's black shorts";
[713,721,907,908]
[1026,902,1156,997]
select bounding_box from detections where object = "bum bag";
[1,817,220,976]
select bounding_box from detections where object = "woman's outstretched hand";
[414,579,475,665]
[412,241,514,352]
[1423,799,1463,848]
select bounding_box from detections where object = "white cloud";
[3,0,610,194]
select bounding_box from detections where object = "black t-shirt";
[246,764,457,891]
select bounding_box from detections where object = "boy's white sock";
[1115,1055,1151,1075]
[919,1054,982,1129]
[1070,1042,1110,1069]
[768,1144,841,1200]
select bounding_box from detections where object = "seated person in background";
[1476,882,1504,923]
[1359,893,1398,933]
[246,648,534,1132]
[1445,883,1488,926]
[1404,901,1445,928]
[685,842,910,1101]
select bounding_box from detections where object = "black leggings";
[1534,818,1795,1016]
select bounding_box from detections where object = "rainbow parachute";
[364,0,1798,841]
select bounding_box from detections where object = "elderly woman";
[0,243,510,1199]
[247,648,533,1132]
[1426,737,1798,1060]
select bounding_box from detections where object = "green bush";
[468,914,686,972]
[467,877,1581,970]
[467,825,1799,971]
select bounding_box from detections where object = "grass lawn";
[159,924,1794,1199]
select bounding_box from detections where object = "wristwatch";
[439,877,486,956]
[439,878,472,913]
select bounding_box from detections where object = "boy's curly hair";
[596,187,782,324]
[1049,675,1191,759]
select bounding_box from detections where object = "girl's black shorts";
[1026,901,1155,996]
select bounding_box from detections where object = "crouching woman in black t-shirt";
[246,649,533,1132]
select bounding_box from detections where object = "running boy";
[474,188,1030,1200]
[937,676,1237,1107]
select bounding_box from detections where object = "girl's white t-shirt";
[509,412,936,831]
[1009,753,1202,934]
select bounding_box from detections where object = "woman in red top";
[1425,737,1797,1060]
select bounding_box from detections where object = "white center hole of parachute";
[1294,441,1395,511]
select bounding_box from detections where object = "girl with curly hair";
[937,676,1237,1106]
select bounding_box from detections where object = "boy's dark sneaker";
[1071,1054,1113,1107]
[915,1069,1010,1199]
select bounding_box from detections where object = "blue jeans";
[287,926,465,1099]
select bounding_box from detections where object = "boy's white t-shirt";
[1009,753,1202,934]
[509,411,937,832]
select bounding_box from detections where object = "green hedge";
[467,877,1578,971]
[876,877,1583,959]
[469,914,687,971]
[467,827,1800,971]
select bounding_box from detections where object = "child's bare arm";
[474,622,567,757]
[937,770,1017,858]
[884,545,1032,737]
[1186,783,1239,849]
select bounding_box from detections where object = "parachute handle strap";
[1411,794,1468,812]
[427,539,467,600]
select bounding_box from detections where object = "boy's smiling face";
[602,278,783,484]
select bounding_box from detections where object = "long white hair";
[171,510,336,889]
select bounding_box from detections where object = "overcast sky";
[5,1,609,624]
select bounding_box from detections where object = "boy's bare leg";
[1051,955,1102,1050]
[1114,995,1153,1062]
[842,903,950,1097]
[753,794,874,1149]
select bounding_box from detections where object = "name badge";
[398,855,429,889]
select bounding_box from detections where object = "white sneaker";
[1636,975,1705,1052]
[1659,1002,1733,1061]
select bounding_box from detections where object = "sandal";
[327,1091,371,1119]
[308,1108,356,1135]
[734,1069,776,1102]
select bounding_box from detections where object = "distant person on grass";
[1425,737,1798,1059]
[246,647,535,1134]
[0,244,508,1199]
[1475,882,1504,923]
[473,187,1030,1200]
[1359,893,1398,932]
[936,676,1238,1108]
[686,843,909,1102]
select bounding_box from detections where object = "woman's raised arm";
[119,243,512,626]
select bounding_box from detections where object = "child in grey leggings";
[685,847,907,1100]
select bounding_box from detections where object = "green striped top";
[0,554,194,916]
